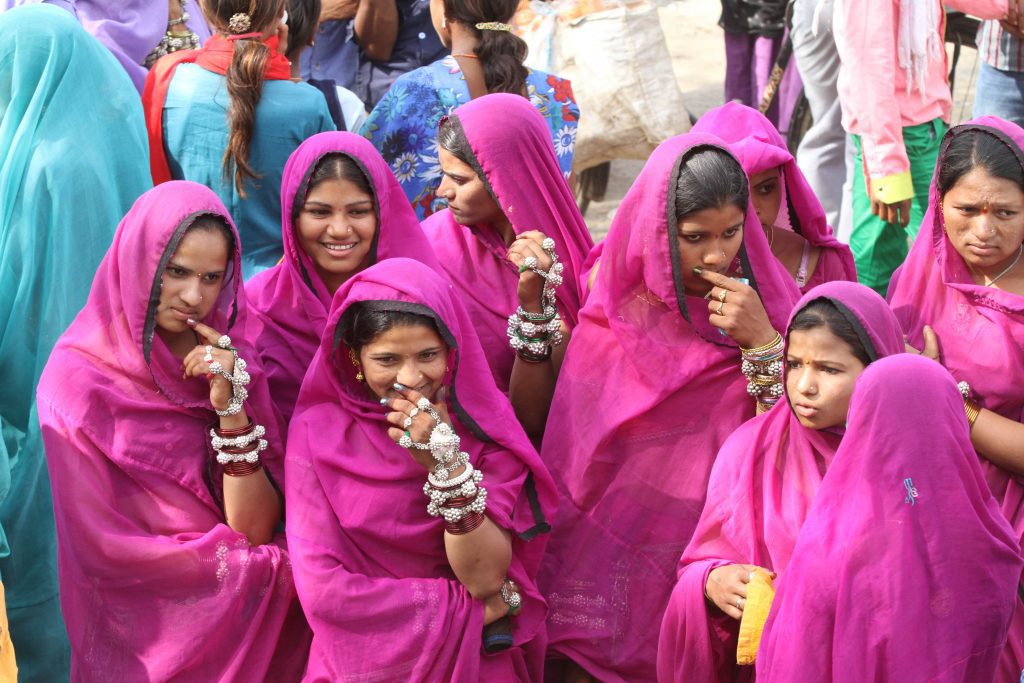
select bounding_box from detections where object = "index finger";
[188,320,225,345]
[696,268,741,291]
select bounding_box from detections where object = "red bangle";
[444,494,478,509]
[445,511,485,535]
[215,418,254,437]
[222,461,262,477]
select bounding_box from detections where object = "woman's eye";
[202,274,222,284]
[419,351,438,361]
[724,228,740,238]
[680,234,702,243]
[997,210,1017,218]
[786,360,801,370]
[822,366,840,375]
[757,183,776,195]
[166,266,186,278]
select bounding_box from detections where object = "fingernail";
[186,318,196,327]
[692,267,703,275]
[393,383,406,391]
[379,398,389,406]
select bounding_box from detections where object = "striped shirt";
[977,20,1024,72]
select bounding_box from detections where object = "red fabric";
[143,34,291,185]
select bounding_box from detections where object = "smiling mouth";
[323,242,357,252]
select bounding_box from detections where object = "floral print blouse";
[361,55,580,219]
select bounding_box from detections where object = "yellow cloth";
[870,170,915,205]
[736,568,775,666]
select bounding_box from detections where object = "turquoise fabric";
[162,64,336,279]
[0,6,153,680]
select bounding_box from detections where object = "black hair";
[285,0,321,62]
[294,152,376,222]
[674,146,749,218]
[338,302,441,353]
[437,115,499,201]
[937,128,1024,196]
[442,0,528,95]
[186,214,237,283]
[787,298,873,367]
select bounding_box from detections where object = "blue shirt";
[301,19,359,89]
[163,64,335,277]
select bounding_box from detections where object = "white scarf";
[898,0,942,99]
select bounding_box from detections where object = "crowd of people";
[2,0,1024,681]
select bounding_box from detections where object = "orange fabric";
[736,568,776,665]
[142,35,291,185]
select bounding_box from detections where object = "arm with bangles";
[507,231,570,443]
[384,386,520,626]
[183,320,282,546]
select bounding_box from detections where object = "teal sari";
[0,6,152,679]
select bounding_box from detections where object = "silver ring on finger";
[736,597,745,609]
[204,345,214,363]
[402,416,414,429]
[716,300,725,316]
[216,334,232,350]
[409,407,419,418]
[718,289,727,304]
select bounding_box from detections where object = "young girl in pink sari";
[36,182,309,681]
[888,116,1024,678]
[692,102,857,292]
[539,133,800,682]
[757,354,1021,681]
[657,281,904,682]
[422,93,593,438]
[285,258,557,681]
[246,131,437,424]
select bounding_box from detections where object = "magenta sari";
[246,131,438,425]
[538,133,801,682]
[692,102,857,292]
[36,182,309,681]
[657,281,905,682]
[757,355,1022,681]
[888,116,1024,677]
[421,93,594,393]
[285,258,558,681]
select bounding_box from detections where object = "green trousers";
[850,118,946,295]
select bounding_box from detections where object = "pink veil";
[36,181,309,681]
[285,258,558,681]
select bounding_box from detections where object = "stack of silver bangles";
[506,238,565,362]
[144,1,200,68]
[205,335,251,416]
[400,397,489,523]
[210,423,268,464]
[739,332,785,410]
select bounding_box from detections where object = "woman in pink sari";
[539,133,801,682]
[285,258,558,681]
[246,131,438,424]
[757,354,1022,681]
[692,102,857,292]
[657,280,904,682]
[422,93,593,438]
[888,117,1024,677]
[36,182,309,681]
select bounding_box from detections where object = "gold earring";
[348,350,364,382]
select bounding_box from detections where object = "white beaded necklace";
[983,244,1023,288]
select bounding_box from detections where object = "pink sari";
[246,131,438,424]
[692,102,857,292]
[285,258,558,681]
[657,281,905,682]
[36,182,309,681]
[888,117,1024,677]
[757,355,1022,681]
[421,93,594,393]
[538,133,801,682]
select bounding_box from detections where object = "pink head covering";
[692,102,857,292]
[246,131,439,423]
[887,117,1024,676]
[537,132,801,682]
[657,281,905,682]
[35,181,309,681]
[421,93,594,392]
[285,258,558,681]
[756,354,1022,681]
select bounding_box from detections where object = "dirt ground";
[581,0,983,240]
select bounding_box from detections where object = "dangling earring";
[349,350,364,382]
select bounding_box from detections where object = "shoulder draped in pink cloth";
[887,116,1024,678]
[757,354,1022,681]
[246,131,439,424]
[656,281,904,683]
[421,93,594,393]
[692,102,857,292]
[35,181,310,681]
[285,258,558,682]
[537,132,801,682]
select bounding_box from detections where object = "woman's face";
[942,166,1024,274]
[296,176,378,293]
[749,166,783,231]
[436,147,505,227]
[785,325,868,430]
[155,227,230,335]
[359,323,450,403]
[676,203,745,295]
